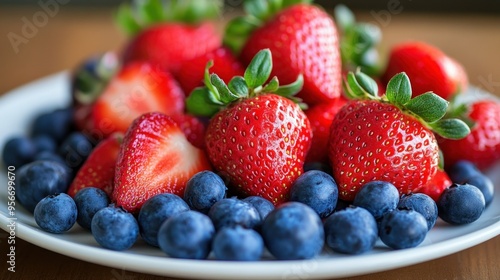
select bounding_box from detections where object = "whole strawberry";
[382,41,468,101]
[118,0,222,74]
[305,97,347,163]
[438,100,500,170]
[225,0,341,105]
[187,49,312,205]
[329,71,470,201]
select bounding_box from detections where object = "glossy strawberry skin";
[112,113,212,213]
[67,134,122,198]
[305,97,347,163]
[91,62,185,137]
[177,47,244,95]
[328,100,440,201]
[123,22,220,74]
[417,169,452,202]
[205,94,312,205]
[240,4,342,106]
[438,100,500,170]
[382,42,468,100]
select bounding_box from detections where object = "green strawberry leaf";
[115,4,141,36]
[346,72,368,98]
[430,118,470,139]
[223,16,261,55]
[405,92,448,123]
[355,71,378,97]
[210,74,239,103]
[244,49,273,89]
[263,76,279,92]
[228,76,249,98]
[244,0,271,21]
[186,87,222,117]
[438,149,445,170]
[137,0,164,25]
[275,75,304,97]
[386,72,412,105]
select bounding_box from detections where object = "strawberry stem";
[186,49,305,117]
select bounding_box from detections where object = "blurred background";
[1,0,500,95]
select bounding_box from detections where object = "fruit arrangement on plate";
[2,0,500,262]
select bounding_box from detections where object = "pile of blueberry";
[2,108,495,261]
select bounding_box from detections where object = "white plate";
[0,72,499,280]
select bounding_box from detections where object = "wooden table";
[1,5,500,280]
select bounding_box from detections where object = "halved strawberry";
[112,112,212,213]
[170,114,207,150]
[91,62,185,137]
[417,169,452,202]
[176,47,244,95]
[67,133,122,198]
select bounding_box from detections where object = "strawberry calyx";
[186,48,305,117]
[116,0,222,36]
[334,5,382,76]
[224,0,312,54]
[344,70,471,140]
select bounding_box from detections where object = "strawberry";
[177,47,245,95]
[225,1,342,105]
[170,113,207,150]
[187,49,312,205]
[417,169,452,202]
[67,133,122,198]
[382,41,468,101]
[112,112,212,213]
[329,71,470,201]
[305,97,347,163]
[91,62,185,137]
[438,100,500,170]
[118,0,222,74]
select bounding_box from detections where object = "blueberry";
[303,162,331,174]
[184,171,226,213]
[2,136,37,168]
[34,151,67,166]
[323,206,377,254]
[289,170,338,218]
[242,196,275,221]
[208,198,260,230]
[34,193,77,234]
[59,132,93,170]
[33,135,57,153]
[334,199,351,212]
[138,193,190,247]
[353,181,399,219]
[16,161,72,212]
[262,202,324,260]
[157,211,215,259]
[32,108,74,143]
[447,160,480,183]
[74,187,110,230]
[212,226,264,261]
[437,183,485,225]
[465,174,494,207]
[379,209,428,249]
[398,193,438,230]
[91,206,139,251]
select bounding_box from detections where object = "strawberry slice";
[417,169,452,202]
[67,133,122,198]
[112,112,212,213]
[91,62,185,137]
[170,114,207,150]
